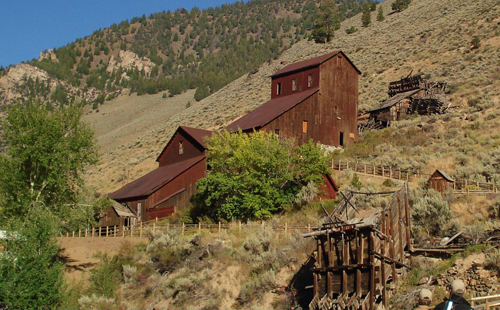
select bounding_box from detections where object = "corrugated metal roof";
[109,155,206,200]
[226,88,319,132]
[271,51,361,78]
[156,126,214,162]
[435,170,455,182]
[369,89,421,112]
[113,203,136,217]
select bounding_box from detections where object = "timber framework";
[304,184,412,310]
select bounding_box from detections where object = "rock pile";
[437,262,499,297]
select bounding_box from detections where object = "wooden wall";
[157,130,206,167]
[271,67,320,99]
[319,54,359,147]
[428,172,453,195]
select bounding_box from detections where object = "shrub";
[471,36,481,50]
[88,253,122,298]
[485,249,500,273]
[345,26,358,34]
[411,189,452,237]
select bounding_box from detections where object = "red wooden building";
[227,51,360,147]
[106,126,213,224]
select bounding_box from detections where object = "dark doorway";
[339,132,344,146]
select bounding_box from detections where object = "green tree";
[0,103,97,220]
[392,0,411,12]
[190,131,332,222]
[0,208,65,309]
[377,5,385,22]
[194,85,210,101]
[361,6,371,28]
[312,0,340,43]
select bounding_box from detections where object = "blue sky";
[0,0,238,68]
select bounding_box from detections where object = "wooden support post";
[78,230,81,238]
[72,231,75,237]
[382,165,385,178]
[399,168,401,180]
[66,232,69,237]
[181,222,185,235]
[122,226,125,237]
[218,221,221,233]
[285,222,288,234]
[153,222,156,234]
[346,161,349,170]
[85,229,88,237]
[98,227,101,237]
[92,227,94,237]
[364,164,367,174]
[114,226,117,237]
[355,161,358,172]
[156,217,158,223]
[239,221,242,232]
[167,222,170,232]
[198,222,201,232]
[106,226,109,237]
[130,225,133,237]
[308,223,311,232]
[140,222,143,237]
[373,165,376,176]
[369,231,375,309]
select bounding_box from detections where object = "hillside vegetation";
[0,0,375,107]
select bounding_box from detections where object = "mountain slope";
[88,0,500,195]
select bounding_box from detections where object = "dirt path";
[57,237,147,282]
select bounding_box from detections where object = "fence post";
[262,221,265,230]
[346,161,349,170]
[382,166,385,178]
[198,222,201,233]
[98,227,101,237]
[308,223,311,232]
[85,229,88,237]
[130,225,133,237]
[140,222,143,238]
[182,222,185,235]
[156,217,158,223]
[285,222,288,234]
[239,221,242,232]
[364,164,367,174]
[399,168,401,180]
[72,231,75,237]
[355,161,358,172]
[153,222,156,234]
[114,225,117,237]
[92,227,94,237]
[106,226,109,237]
[78,230,81,238]
[218,221,221,233]
[167,222,170,232]
[373,165,376,176]
[122,226,125,237]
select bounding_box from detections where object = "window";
[275,129,281,138]
[302,120,308,134]
[339,132,344,146]
[276,83,282,95]
[308,74,313,88]
[179,141,184,155]
[292,79,297,91]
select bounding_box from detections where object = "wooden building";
[304,184,411,309]
[227,51,361,147]
[105,126,213,224]
[428,170,455,195]
[98,202,137,228]
[366,74,448,128]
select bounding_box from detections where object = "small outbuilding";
[428,170,455,195]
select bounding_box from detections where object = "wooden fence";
[333,159,500,195]
[60,220,320,239]
[471,294,500,309]
[332,159,421,181]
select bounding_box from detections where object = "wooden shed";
[227,51,360,147]
[98,202,137,228]
[428,170,455,195]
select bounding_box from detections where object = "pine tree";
[377,5,385,22]
[362,6,371,28]
[312,0,340,43]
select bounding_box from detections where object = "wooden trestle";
[304,183,412,310]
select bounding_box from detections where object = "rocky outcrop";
[106,50,155,79]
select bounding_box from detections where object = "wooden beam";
[312,263,372,273]
[372,251,411,269]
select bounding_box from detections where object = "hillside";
[0,0,375,108]
[89,0,500,196]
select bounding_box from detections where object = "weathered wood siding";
[319,54,359,146]
[157,131,205,167]
[271,67,320,99]
[428,171,453,195]
[261,94,320,145]
[99,208,125,227]
[119,159,207,221]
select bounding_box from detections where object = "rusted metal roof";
[369,89,421,112]
[434,169,455,182]
[226,88,319,132]
[113,203,136,217]
[271,51,361,78]
[109,155,205,200]
[156,126,214,162]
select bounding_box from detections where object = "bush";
[411,189,452,237]
[345,26,358,34]
[485,249,500,273]
[88,253,122,298]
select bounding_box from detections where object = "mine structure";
[360,73,448,130]
[304,184,412,310]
